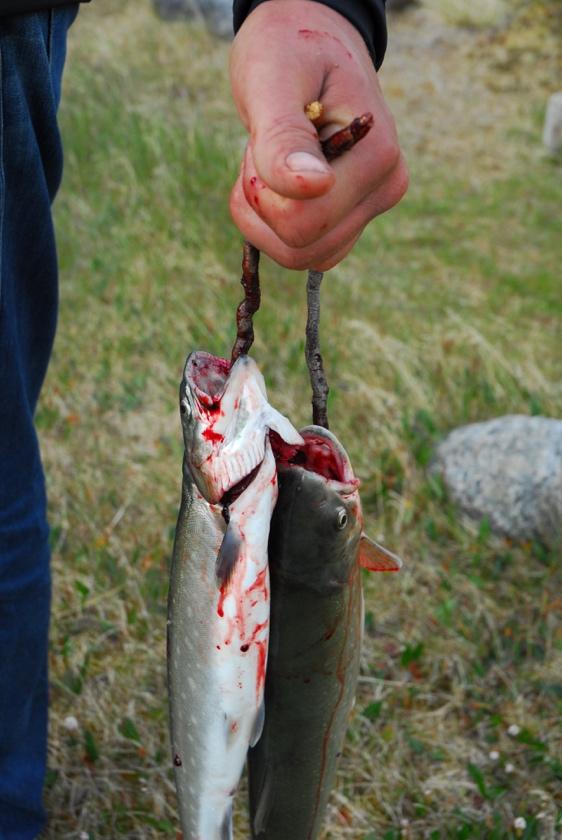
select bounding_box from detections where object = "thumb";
[251,104,335,200]
[230,2,336,199]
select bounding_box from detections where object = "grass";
[40,0,561,837]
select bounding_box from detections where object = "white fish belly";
[169,442,277,839]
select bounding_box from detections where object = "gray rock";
[152,0,198,22]
[543,92,562,154]
[431,415,562,547]
[387,0,418,11]
[152,0,233,38]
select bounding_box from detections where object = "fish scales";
[248,425,364,840]
[168,351,303,840]
[169,449,274,839]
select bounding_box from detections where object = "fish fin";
[251,764,273,837]
[249,700,265,748]
[359,534,403,572]
[220,802,233,840]
[262,405,304,445]
[216,525,242,587]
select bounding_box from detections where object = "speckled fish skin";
[168,351,302,840]
[248,425,400,840]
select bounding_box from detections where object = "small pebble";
[489,750,500,761]
[514,816,527,831]
[63,715,79,732]
[505,762,515,773]
[79,832,89,840]
[507,724,521,736]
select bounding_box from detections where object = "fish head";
[180,351,303,504]
[271,425,402,591]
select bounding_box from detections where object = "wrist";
[233,0,387,68]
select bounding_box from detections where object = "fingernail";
[286,152,330,174]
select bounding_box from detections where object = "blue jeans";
[0,7,78,838]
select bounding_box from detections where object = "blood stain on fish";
[255,640,267,700]
[217,584,227,618]
[247,568,267,595]
[202,428,224,443]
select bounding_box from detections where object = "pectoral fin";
[250,700,265,748]
[359,535,403,572]
[251,764,273,837]
[216,524,242,587]
[221,802,233,840]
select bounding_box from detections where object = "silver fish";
[168,351,302,840]
[248,425,402,840]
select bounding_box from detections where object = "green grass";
[41,1,561,837]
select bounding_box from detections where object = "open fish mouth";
[182,352,303,504]
[271,425,359,492]
[186,352,230,409]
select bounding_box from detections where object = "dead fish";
[248,424,401,840]
[168,351,302,840]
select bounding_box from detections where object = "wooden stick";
[231,242,261,363]
[304,111,373,427]
[229,112,374,376]
[305,269,329,429]
[320,112,374,162]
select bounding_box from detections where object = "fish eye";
[180,400,191,417]
[336,508,348,530]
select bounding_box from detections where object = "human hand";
[229,0,408,270]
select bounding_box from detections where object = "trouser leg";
[0,7,78,838]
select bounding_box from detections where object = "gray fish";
[168,351,302,840]
[248,425,401,840]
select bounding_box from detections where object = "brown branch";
[231,242,261,363]
[302,112,373,428]
[305,269,329,429]
[320,112,374,161]
[229,114,373,380]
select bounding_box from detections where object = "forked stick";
[305,270,329,429]
[230,111,374,390]
[305,110,374,428]
[231,242,261,363]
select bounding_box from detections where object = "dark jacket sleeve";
[232,0,387,69]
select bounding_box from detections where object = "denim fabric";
[0,6,78,838]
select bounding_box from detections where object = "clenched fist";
[230,0,408,270]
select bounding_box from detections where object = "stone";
[387,0,418,11]
[430,415,562,547]
[152,0,198,22]
[152,0,233,38]
[543,92,562,154]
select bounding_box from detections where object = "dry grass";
[40,1,561,837]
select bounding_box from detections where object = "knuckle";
[387,158,410,207]
[375,138,401,177]
[267,205,330,250]
[274,224,317,250]
[279,250,314,271]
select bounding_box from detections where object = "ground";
[40,1,561,837]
